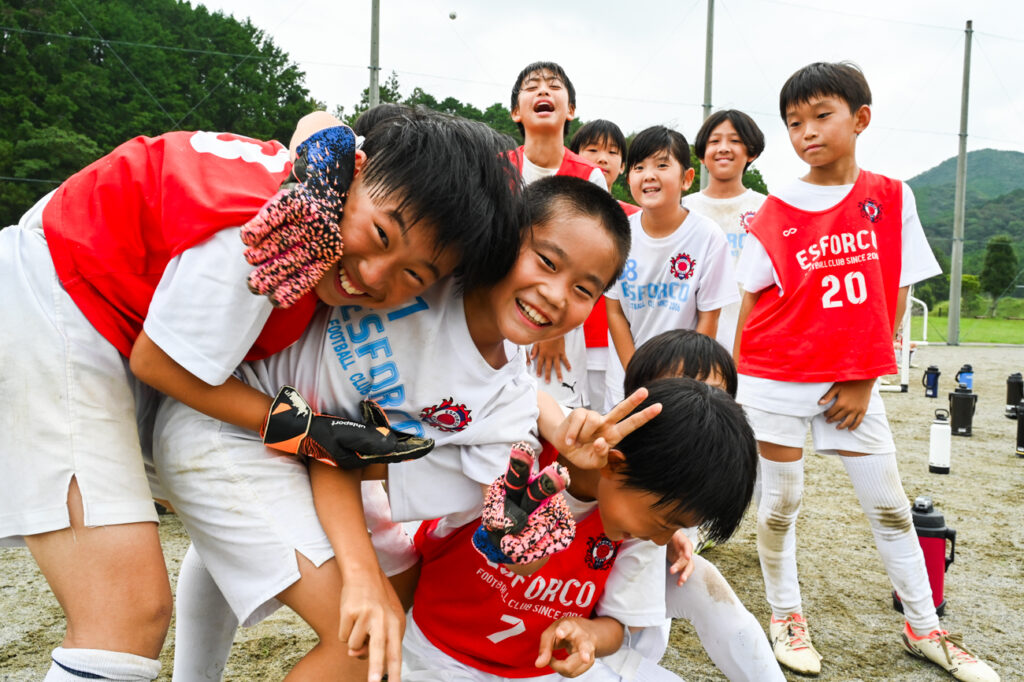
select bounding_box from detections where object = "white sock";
[756,456,804,618]
[171,543,239,681]
[842,453,940,634]
[45,648,160,681]
[667,555,785,681]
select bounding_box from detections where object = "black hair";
[779,61,872,120]
[693,110,765,172]
[624,330,737,398]
[569,119,628,159]
[359,109,527,292]
[616,377,757,544]
[523,176,631,290]
[510,61,577,137]
[352,102,413,137]
[626,125,691,172]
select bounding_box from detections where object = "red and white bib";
[739,171,902,382]
[42,131,315,360]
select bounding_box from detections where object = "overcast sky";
[200,0,1024,192]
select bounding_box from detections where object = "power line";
[0,24,267,60]
[0,176,62,185]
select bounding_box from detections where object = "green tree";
[979,234,1020,315]
[1,0,318,225]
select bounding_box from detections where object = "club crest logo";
[585,534,619,570]
[669,252,696,280]
[859,198,883,223]
[420,398,472,432]
[739,210,757,233]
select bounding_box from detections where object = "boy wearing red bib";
[404,379,757,681]
[734,62,998,682]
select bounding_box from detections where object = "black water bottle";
[1007,373,1023,419]
[948,383,978,437]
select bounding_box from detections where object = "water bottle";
[922,365,940,398]
[1007,373,1023,419]
[893,497,956,617]
[954,364,974,391]
[1017,400,1024,458]
[928,409,951,474]
[948,383,978,437]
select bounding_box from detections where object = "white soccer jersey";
[603,210,740,407]
[236,278,540,523]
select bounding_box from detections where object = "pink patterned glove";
[241,125,356,308]
[472,442,576,565]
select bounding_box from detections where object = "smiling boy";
[153,175,632,681]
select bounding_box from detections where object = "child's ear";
[566,103,576,122]
[352,149,367,177]
[511,106,522,124]
[853,105,871,135]
[681,165,696,191]
[601,448,627,477]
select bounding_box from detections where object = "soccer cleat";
[769,613,822,675]
[901,622,1000,682]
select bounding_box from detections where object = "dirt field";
[2,343,1022,681]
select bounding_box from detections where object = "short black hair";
[624,329,737,398]
[359,109,527,291]
[627,125,691,172]
[569,119,628,159]
[616,378,756,544]
[523,176,630,290]
[510,61,577,137]
[352,102,412,137]
[779,61,872,120]
[693,110,765,172]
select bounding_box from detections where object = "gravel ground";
[2,343,1022,681]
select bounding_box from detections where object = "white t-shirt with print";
[235,278,540,523]
[603,210,740,408]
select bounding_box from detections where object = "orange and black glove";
[261,386,433,469]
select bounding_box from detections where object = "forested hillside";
[0,0,318,224]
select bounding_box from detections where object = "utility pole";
[369,0,380,108]
[947,19,972,345]
[700,0,714,190]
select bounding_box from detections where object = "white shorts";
[152,397,417,626]
[403,614,681,682]
[743,390,896,456]
[0,212,158,546]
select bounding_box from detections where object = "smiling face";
[313,173,459,309]
[702,119,754,184]
[577,136,625,191]
[511,69,575,136]
[628,150,695,212]
[785,95,869,180]
[485,211,619,348]
[597,467,701,544]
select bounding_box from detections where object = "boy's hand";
[242,125,357,308]
[530,337,569,383]
[472,443,576,565]
[819,378,875,430]
[535,617,599,677]
[553,388,662,470]
[262,386,434,468]
[338,568,405,682]
[667,529,695,587]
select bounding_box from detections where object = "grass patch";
[909,315,1024,344]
